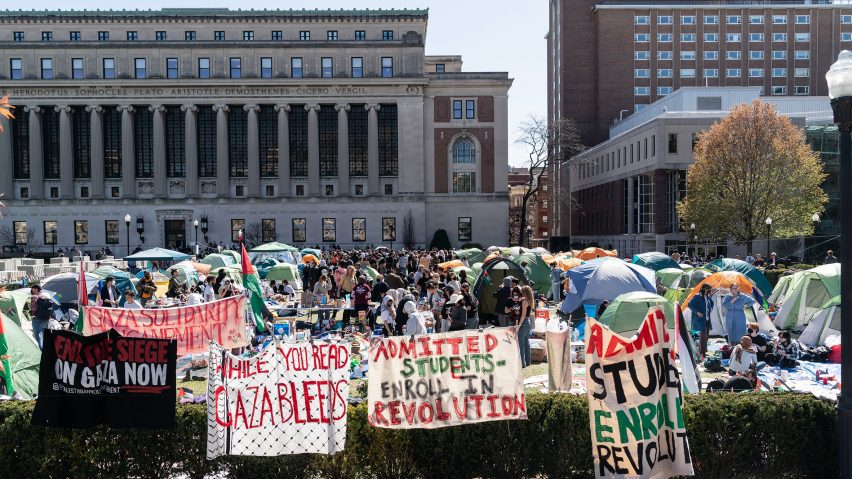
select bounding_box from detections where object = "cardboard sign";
[82,296,248,356]
[207,340,350,458]
[367,327,526,429]
[585,307,694,479]
[31,329,176,429]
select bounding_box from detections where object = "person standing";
[28,285,54,349]
[351,276,372,331]
[137,271,157,307]
[687,284,715,357]
[460,283,478,330]
[516,285,534,368]
[166,269,184,298]
[494,277,512,327]
[99,276,120,308]
[721,283,756,345]
[448,294,467,332]
[313,274,333,328]
[549,265,564,302]
[825,250,838,264]
[202,277,216,302]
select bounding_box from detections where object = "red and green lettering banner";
[586,307,694,479]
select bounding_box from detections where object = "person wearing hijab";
[380,290,397,336]
[722,284,756,345]
[728,335,758,374]
[404,301,427,336]
[448,294,467,332]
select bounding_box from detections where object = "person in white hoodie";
[403,301,427,336]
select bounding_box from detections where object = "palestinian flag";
[481,269,493,287]
[241,243,267,332]
[74,261,87,333]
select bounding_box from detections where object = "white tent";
[683,292,776,338]
[798,297,841,348]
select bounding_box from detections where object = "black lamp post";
[193,219,199,256]
[690,223,696,258]
[124,214,131,257]
[526,225,532,248]
[811,213,821,264]
[765,217,773,260]
[136,216,145,244]
[827,49,852,479]
[200,216,209,243]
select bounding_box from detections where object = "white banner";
[586,307,694,479]
[206,340,350,458]
[367,327,526,429]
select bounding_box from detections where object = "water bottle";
[571,326,579,343]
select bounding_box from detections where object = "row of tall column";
[0,102,385,200]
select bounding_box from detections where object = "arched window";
[451,138,477,193]
[452,139,475,164]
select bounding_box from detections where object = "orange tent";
[191,261,211,275]
[438,259,464,271]
[301,254,319,264]
[575,247,619,260]
[556,258,585,271]
[683,271,757,304]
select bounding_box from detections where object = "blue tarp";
[561,259,656,313]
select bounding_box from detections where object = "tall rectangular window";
[261,57,272,78]
[166,58,178,79]
[13,222,27,245]
[381,57,393,78]
[319,106,338,177]
[134,107,154,178]
[165,106,185,177]
[458,217,472,241]
[231,219,245,243]
[229,107,248,177]
[12,115,29,178]
[355,30,365,40]
[105,220,120,244]
[71,58,84,79]
[322,218,336,242]
[185,31,196,41]
[104,108,122,178]
[259,106,278,177]
[382,218,396,241]
[70,31,81,41]
[41,58,53,79]
[321,57,333,78]
[351,57,363,78]
[453,100,463,119]
[214,31,225,41]
[289,106,308,177]
[242,30,254,41]
[10,58,23,80]
[198,58,210,78]
[41,31,53,41]
[103,58,115,79]
[349,105,368,176]
[327,30,338,41]
[98,31,109,41]
[299,31,310,41]
[382,30,394,40]
[42,109,60,178]
[352,218,366,242]
[197,107,217,177]
[134,58,147,79]
[291,57,303,78]
[292,218,306,243]
[156,31,167,41]
[465,100,475,120]
[230,57,241,78]
[127,31,138,41]
[74,220,88,244]
[668,133,677,153]
[44,221,58,245]
[378,105,398,176]
[272,30,283,40]
[72,106,91,178]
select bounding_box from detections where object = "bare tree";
[515,116,585,245]
[403,211,415,249]
[242,222,264,248]
[508,204,522,246]
[0,224,41,254]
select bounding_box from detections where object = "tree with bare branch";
[515,116,585,245]
[0,96,13,133]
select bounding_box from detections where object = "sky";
[19,0,548,166]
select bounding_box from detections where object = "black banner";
[31,329,176,429]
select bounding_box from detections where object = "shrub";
[0,393,836,478]
[429,229,452,250]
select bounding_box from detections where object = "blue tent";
[632,252,680,271]
[705,258,773,297]
[561,259,656,313]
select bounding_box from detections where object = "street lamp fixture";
[193,219,200,256]
[136,216,145,244]
[689,223,696,257]
[765,217,773,259]
[124,214,132,258]
[827,49,852,478]
[200,216,209,243]
[526,225,533,248]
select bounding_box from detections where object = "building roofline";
[596,0,847,9]
[0,7,429,19]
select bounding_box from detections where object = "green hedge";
[0,393,836,478]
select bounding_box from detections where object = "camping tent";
[471,258,530,323]
[200,253,237,270]
[251,242,299,253]
[771,263,840,331]
[561,260,656,313]
[799,296,841,347]
[0,312,41,399]
[682,272,775,337]
[264,263,301,284]
[0,289,32,327]
[166,261,202,285]
[208,266,244,286]
[705,258,773,297]
[656,267,712,290]
[514,252,553,295]
[124,247,190,262]
[632,252,680,271]
[94,269,138,306]
[40,272,101,305]
[598,292,675,334]
[438,259,464,271]
[455,248,486,265]
[575,247,618,261]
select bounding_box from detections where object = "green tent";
[0,312,40,399]
[705,258,773,297]
[656,267,712,290]
[220,250,241,264]
[598,292,675,335]
[264,263,300,283]
[514,252,552,295]
[471,262,483,275]
[771,263,840,330]
[632,252,679,271]
[201,253,237,270]
[455,248,486,265]
[656,268,688,289]
[452,265,477,284]
[208,265,244,286]
[0,289,31,327]
[250,242,299,252]
[798,296,841,347]
[471,258,529,322]
[360,266,380,281]
[166,261,201,285]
